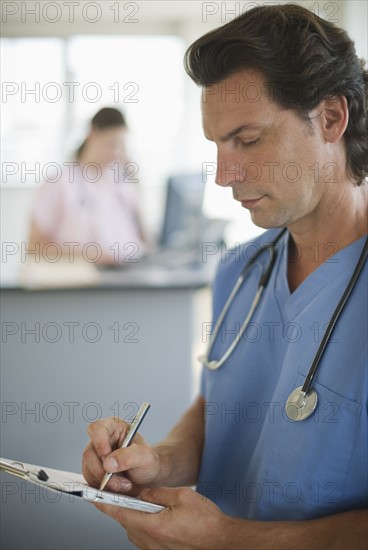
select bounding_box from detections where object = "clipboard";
[0,458,165,514]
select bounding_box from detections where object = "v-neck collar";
[274,232,367,324]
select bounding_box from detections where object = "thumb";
[140,486,177,506]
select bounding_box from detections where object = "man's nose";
[215,154,244,187]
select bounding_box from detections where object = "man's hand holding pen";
[82,411,228,550]
[82,397,230,549]
[82,412,161,496]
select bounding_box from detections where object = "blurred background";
[2,0,365,271]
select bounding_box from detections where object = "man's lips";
[240,196,265,208]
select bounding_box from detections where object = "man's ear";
[320,95,349,143]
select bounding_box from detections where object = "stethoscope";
[198,229,368,422]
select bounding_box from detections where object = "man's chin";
[249,212,286,231]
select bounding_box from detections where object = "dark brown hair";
[184,4,368,185]
[76,107,127,159]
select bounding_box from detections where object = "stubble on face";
[202,69,331,231]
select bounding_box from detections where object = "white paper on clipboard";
[0,458,165,514]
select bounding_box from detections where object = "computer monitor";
[160,174,205,249]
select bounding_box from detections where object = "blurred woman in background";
[28,107,147,265]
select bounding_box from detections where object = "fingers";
[102,442,153,476]
[83,441,140,495]
[104,474,140,496]
[93,501,133,527]
[84,417,128,483]
[93,500,167,531]
[87,417,128,459]
[140,486,188,507]
[139,486,211,513]
[84,416,159,491]
[82,442,106,487]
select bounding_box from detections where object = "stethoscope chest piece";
[285,386,318,421]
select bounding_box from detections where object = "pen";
[99,402,150,492]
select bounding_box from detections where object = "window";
[1,35,185,188]
[1,38,65,186]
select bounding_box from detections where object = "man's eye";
[239,138,260,147]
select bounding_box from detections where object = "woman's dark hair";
[76,107,127,159]
[184,4,368,185]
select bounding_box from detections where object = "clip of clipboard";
[0,458,165,514]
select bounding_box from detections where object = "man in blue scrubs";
[83,4,367,548]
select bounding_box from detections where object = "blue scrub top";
[197,229,367,521]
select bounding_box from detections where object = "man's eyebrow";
[219,124,261,142]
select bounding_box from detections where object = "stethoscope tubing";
[201,230,367,382]
[301,236,368,395]
[200,229,367,421]
[206,286,264,370]
[202,228,286,368]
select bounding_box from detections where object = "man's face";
[202,69,332,231]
